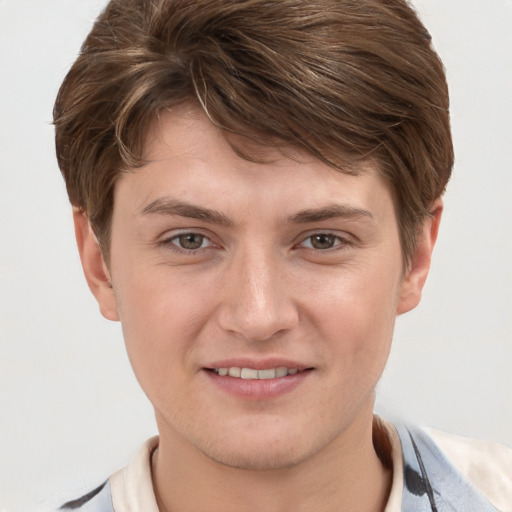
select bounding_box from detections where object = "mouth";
[210,366,305,379]
[203,363,313,399]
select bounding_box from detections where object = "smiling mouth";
[210,367,310,380]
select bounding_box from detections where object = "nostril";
[215,270,300,342]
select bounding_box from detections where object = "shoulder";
[424,426,512,511]
[48,437,158,512]
[56,480,114,512]
[395,422,512,512]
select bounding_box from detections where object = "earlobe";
[397,200,443,315]
[73,209,120,321]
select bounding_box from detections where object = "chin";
[188,418,335,472]
[200,440,310,471]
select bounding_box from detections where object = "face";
[79,105,435,471]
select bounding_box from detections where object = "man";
[53,0,512,510]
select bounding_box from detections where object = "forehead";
[144,104,315,168]
[114,105,396,224]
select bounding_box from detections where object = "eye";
[168,233,212,251]
[300,233,347,250]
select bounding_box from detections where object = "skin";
[75,105,442,512]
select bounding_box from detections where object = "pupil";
[179,234,203,249]
[312,234,334,249]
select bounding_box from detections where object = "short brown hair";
[54,0,453,264]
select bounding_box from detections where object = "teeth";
[276,367,288,377]
[228,367,241,378]
[214,367,300,379]
[258,369,276,380]
[241,368,259,380]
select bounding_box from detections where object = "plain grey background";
[1,1,511,510]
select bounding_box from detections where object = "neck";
[152,412,392,512]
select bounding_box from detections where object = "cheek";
[112,265,214,388]
[306,262,401,369]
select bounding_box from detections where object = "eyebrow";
[141,199,234,227]
[287,204,374,224]
[141,199,373,226]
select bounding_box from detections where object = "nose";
[216,248,299,342]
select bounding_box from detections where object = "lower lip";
[204,369,312,400]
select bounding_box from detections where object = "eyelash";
[160,232,215,253]
[160,231,352,254]
[297,233,352,251]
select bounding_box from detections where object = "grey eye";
[176,233,205,250]
[309,234,337,250]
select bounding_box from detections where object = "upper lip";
[205,358,312,371]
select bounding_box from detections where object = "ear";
[73,209,120,321]
[397,199,443,315]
